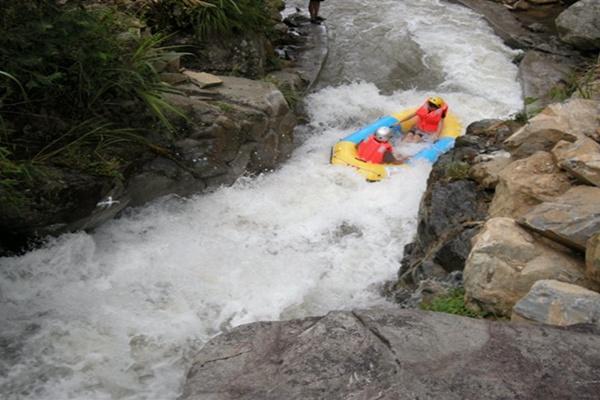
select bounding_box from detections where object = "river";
[0,1,522,399]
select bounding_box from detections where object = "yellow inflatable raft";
[330,108,462,181]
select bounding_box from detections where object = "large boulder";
[552,137,600,187]
[0,170,127,251]
[519,185,600,251]
[489,151,572,219]
[587,232,600,283]
[463,217,595,316]
[512,279,600,327]
[517,50,580,116]
[126,75,296,207]
[396,178,489,288]
[181,308,600,400]
[504,99,600,159]
[470,150,513,189]
[556,0,600,51]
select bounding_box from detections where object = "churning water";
[0,1,522,399]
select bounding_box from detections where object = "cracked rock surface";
[180,308,600,400]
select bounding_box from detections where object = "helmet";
[427,96,444,108]
[375,126,392,141]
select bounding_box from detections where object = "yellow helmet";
[427,96,444,108]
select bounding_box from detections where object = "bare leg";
[308,1,316,19]
[402,132,417,143]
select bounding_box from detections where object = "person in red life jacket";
[357,126,405,164]
[396,96,448,143]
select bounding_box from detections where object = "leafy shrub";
[0,1,182,185]
[143,0,271,39]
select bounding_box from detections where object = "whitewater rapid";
[0,1,522,399]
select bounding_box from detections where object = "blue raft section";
[331,109,463,181]
[340,116,457,165]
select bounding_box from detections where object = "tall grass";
[0,1,184,186]
[420,288,484,318]
[143,0,271,39]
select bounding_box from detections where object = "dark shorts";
[408,128,434,141]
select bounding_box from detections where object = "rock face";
[587,232,600,283]
[127,75,297,207]
[470,150,513,189]
[181,308,600,400]
[505,99,600,159]
[489,151,572,219]
[519,185,600,251]
[463,217,594,316]
[552,137,600,187]
[512,279,600,327]
[449,0,541,49]
[390,121,519,304]
[0,170,128,249]
[395,135,500,288]
[556,0,600,51]
[517,50,579,116]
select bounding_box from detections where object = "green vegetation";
[573,59,600,99]
[547,83,570,102]
[143,0,271,39]
[445,161,470,180]
[514,110,529,124]
[524,96,538,105]
[215,101,234,112]
[0,1,184,190]
[420,288,483,318]
[264,76,301,109]
[545,59,600,103]
[0,0,280,227]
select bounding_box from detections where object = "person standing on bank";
[309,0,326,24]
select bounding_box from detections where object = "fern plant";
[0,2,185,181]
[143,0,270,39]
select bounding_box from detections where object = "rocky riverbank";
[181,1,600,397]
[388,0,600,325]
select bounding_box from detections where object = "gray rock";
[587,232,600,283]
[552,137,600,187]
[513,279,600,327]
[504,99,600,159]
[519,185,600,251]
[556,0,600,51]
[398,179,490,286]
[518,50,579,116]
[181,308,600,400]
[489,151,572,219]
[463,217,594,316]
[449,0,540,49]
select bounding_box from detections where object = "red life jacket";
[357,135,393,164]
[416,102,448,133]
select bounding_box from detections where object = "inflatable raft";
[330,108,462,181]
